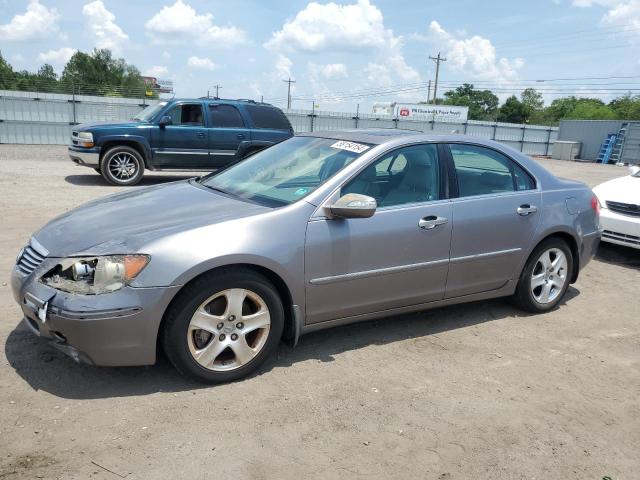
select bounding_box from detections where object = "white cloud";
[265,0,396,52]
[82,0,128,52]
[37,47,76,66]
[0,0,59,41]
[144,65,169,77]
[187,56,216,70]
[428,21,523,85]
[365,53,421,88]
[309,63,348,80]
[573,0,640,41]
[145,0,246,46]
[275,54,293,78]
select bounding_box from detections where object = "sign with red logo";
[399,107,410,116]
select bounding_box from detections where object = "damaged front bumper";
[11,257,180,367]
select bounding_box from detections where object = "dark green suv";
[68,98,294,186]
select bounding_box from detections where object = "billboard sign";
[142,76,174,95]
[395,103,468,122]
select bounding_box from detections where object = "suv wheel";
[512,237,573,313]
[100,146,145,186]
[162,269,284,383]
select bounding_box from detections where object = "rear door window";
[209,105,245,128]
[245,105,291,130]
[449,144,535,197]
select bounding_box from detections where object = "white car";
[593,166,640,249]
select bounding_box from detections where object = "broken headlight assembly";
[41,255,150,294]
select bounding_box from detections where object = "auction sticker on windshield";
[330,140,370,154]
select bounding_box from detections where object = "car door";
[151,102,209,168]
[444,143,541,298]
[207,104,252,168]
[304,143,452,324]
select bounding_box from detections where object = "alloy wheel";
[530,248,568,304]
[108,152,138,180]
[187,288,271,371]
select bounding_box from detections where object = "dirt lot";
[0,145,639,480]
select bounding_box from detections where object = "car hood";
[77,120,145,130]
[34,180,271,257]
[593,175,640,205]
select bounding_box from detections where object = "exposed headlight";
[41,255,149,295]
[77,131,94,148]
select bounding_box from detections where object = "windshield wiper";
[202,184,236,197]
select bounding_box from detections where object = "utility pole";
[429,52,447,105]
[212,84,222,98]
[283,77,296,109]
[426,80,431,105]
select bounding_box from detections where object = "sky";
[0,0,639,113]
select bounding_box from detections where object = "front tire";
[513,237,573,313]
[100,146,145,186]
[161,269,284,383]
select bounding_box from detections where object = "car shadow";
[595,243,640,271]
[64,173,206,187]
[4,288,580,400]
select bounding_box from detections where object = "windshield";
[133,101,168,122]
[199,136,372,206]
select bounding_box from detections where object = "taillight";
[591,195,601,215]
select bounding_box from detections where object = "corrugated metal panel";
[621,122,640,165]
[1,90,558,152]
[558,120,625,161]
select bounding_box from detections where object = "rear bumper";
[599,208,640,249]
[578,228,602,271]
[68,146,101,167]
[11,263,180,366]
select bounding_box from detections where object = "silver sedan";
[11,130,601,383]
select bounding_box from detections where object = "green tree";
[442,83,499,120]
[520,88,543,121]
[61,49,145,96]
[0,51,17,90]
[609,94,640,120]
[498,95,528,123]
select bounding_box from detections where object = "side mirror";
[159,115,172,128]
[330,193,377,219]
[629,165,640,177]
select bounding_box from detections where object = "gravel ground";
[0,145,639,480]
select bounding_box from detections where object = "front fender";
[97,134,153,166]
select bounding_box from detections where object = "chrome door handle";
[196,132,206,138]
[517,204,538,216]
[237,133,246,139]
[419,215,448,230]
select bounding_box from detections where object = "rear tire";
[513,237,574,313]
[100,146,145,186]
[161,269,284,383]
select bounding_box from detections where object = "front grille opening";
[606,201,640,217]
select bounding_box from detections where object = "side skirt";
[299,280,516,337]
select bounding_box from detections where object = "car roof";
[299,129,505,147]
[166,98,277,107]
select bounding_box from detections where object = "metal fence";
[285,109,558,156]
[0,90,558,155]
[0,90,157,145]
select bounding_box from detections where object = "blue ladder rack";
[597,133,617,163]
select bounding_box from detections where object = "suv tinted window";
[450,144,535,197]
[209,105,245,128]
[165,103,204,126]
[342,144,440,208]
[245,105,291,130]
